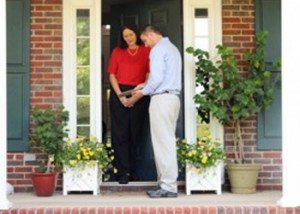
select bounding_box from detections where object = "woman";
[107,25,150,184]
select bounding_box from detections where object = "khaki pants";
[149,93,180,193]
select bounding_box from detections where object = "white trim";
[0,1,12,209]
[63,0,102,140]
[278,0,300,208]
[183,0,223,144]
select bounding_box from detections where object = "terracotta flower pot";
[31,172,58,196]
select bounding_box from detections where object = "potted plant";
[177,123,226,194]
[30,106,69,196]
[60,136,115,195]
[186,31,281,193]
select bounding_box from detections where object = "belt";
[151,90,180,97]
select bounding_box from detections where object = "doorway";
[101,0,184,181]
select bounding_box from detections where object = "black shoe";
[118,174,130,184]
[148,188,178,198]
[146,186,161,195]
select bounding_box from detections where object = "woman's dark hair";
[118,24,142,49]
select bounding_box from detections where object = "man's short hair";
[141,25,163,36]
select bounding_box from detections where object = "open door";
[102,0,183,181]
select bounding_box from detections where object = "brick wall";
[7,0,63,192]
[6,0,282,192]
[222,0,282,190]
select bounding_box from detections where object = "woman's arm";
[109,73,131,107]
[109,73,122,96]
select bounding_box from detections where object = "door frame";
[63,0,223,163]
[183,0,223,144]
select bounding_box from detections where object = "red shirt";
[107,45,150,86]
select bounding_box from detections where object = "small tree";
[31,106,69,172]
[187,32,281,164]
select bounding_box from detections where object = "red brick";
[232,24,250,29]
[34,18,52,23]
[223,17,241,23]
[200,207,208,214]
[45,12,62,17]
[44,61,62,67]
[263,152,281,159]
[107,207,114,214]
[34,30,52,35]
[62,208,71,214]
[34,43,52,48]
[45,0,62,4]
[158,207,165,214]
[124,207,131,214]
[115,207,122,214]
[35,6,54,11]
[35,91,53,97]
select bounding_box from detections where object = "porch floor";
[4,191,300,214]
[8,191,281,208]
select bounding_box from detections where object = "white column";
[183,0,197,144]
[278,0,300,208]
[0,1,12,210]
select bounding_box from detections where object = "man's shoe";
[148,188,178,198]
[146,186,161,195]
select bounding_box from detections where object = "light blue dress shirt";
[142,37,182,96]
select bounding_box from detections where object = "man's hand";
[134,83,145,91]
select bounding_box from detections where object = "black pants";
[110,84,150,178]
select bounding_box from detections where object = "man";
[130,25,182,198]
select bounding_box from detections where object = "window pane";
[77,38,90,66]
[77,67,90,95]
[77,97,90,124]
[77,126,90,136]
[195,37,209,51]
[195,19,208,36]
[77,10,90,36]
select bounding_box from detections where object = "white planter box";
[185,163,222,195]
[63,161,102,195]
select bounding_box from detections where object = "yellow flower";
[113,168,118,174]
[62,136,113,171]
[90,136,97,142]
[110,156,114,160]
[69,160,77,167]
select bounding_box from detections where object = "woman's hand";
[119,96,134,108]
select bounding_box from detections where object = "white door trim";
[183,0,223,144]
[0,0,12,209]
[63,0,102,140]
